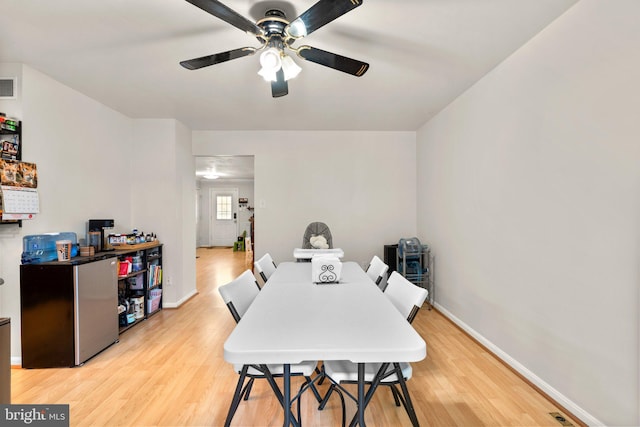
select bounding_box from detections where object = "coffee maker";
[88,219,114,252]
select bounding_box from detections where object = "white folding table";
[223,261,426,426]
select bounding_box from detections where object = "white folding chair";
[219,270,261,322]
[254,252,277,284]
[218,269,321,426]
[319,271,428,427]
[365,255,389,291]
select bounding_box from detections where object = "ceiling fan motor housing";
[256,9,290,46]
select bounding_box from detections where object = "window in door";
[216,195,233,220]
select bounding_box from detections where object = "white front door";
[210,188,239,247]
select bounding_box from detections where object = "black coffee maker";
[88,219,114,252]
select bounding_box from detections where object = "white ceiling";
[195,155,255,181]
[1,0,577,178]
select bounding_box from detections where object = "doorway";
[210,188,239,246]
[195,156,254,248]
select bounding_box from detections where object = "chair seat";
[323,360,412,383]
[234,360,319,377]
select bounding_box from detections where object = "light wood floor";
[11,248,582,426]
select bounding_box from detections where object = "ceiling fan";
[180,0,369,98]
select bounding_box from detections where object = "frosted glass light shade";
[258,48,282,81]
[281,55,302,80]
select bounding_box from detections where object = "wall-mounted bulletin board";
[0,116,39,224]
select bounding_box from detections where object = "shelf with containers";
[0,116,22,226]
[115,243,162,334]
[397,237,434,309]
[0,116,21,160]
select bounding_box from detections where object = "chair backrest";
[218,270,262,323]
[384,271,429,323]
[302,222,333,249]
[254,253,277,283]
[365,255,389,289]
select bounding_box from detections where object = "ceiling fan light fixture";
[258,47,283,81]
[181,0,368,97]
[281,55,302,80]
[258,67,278,82]
[287,19,307,38]
[204,173,220,180]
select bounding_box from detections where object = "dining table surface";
[223,260,427,426]
[224,261,426,365]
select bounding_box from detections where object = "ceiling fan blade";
[287,0,363,38]
[185,0,264,36]
[296,46,369,76]
[271,68,288,98]
[180,47,257,70]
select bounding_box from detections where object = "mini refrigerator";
[0,317,9,403]
[20,256,119,368]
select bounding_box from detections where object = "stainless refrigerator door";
[74,258,119,365]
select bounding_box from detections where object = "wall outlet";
[166,277,172,286]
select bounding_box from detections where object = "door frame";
[209,187,239,246]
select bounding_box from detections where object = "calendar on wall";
[0,159,39,221]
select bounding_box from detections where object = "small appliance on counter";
[88,219,114,252]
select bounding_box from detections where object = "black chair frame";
[257,259,277,283]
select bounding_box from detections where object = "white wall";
[0,65,134,362]
[193,131,417,267]
[416,1,640,425]
[175,121,197,307]
[0,66,196,362]
[0,63,23,322]
[131,120,196,308]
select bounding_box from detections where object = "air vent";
[0,78,17,99]
[549,412,574,426]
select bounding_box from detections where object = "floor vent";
[550,412,574,426]
[0,78,16,99]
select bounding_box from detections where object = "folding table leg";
[258,364,300,427]
[224,365,249,427]
[348,363,389,427]
[284,364,291,427]
[357,363,366,427]
[393,363,420,427]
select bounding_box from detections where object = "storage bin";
[128,275,143,290]
[147,289,162,313]
[147,296,161,313]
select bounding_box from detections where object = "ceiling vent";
[0,78,17,99]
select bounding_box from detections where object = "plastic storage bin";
[147,289,162,313]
